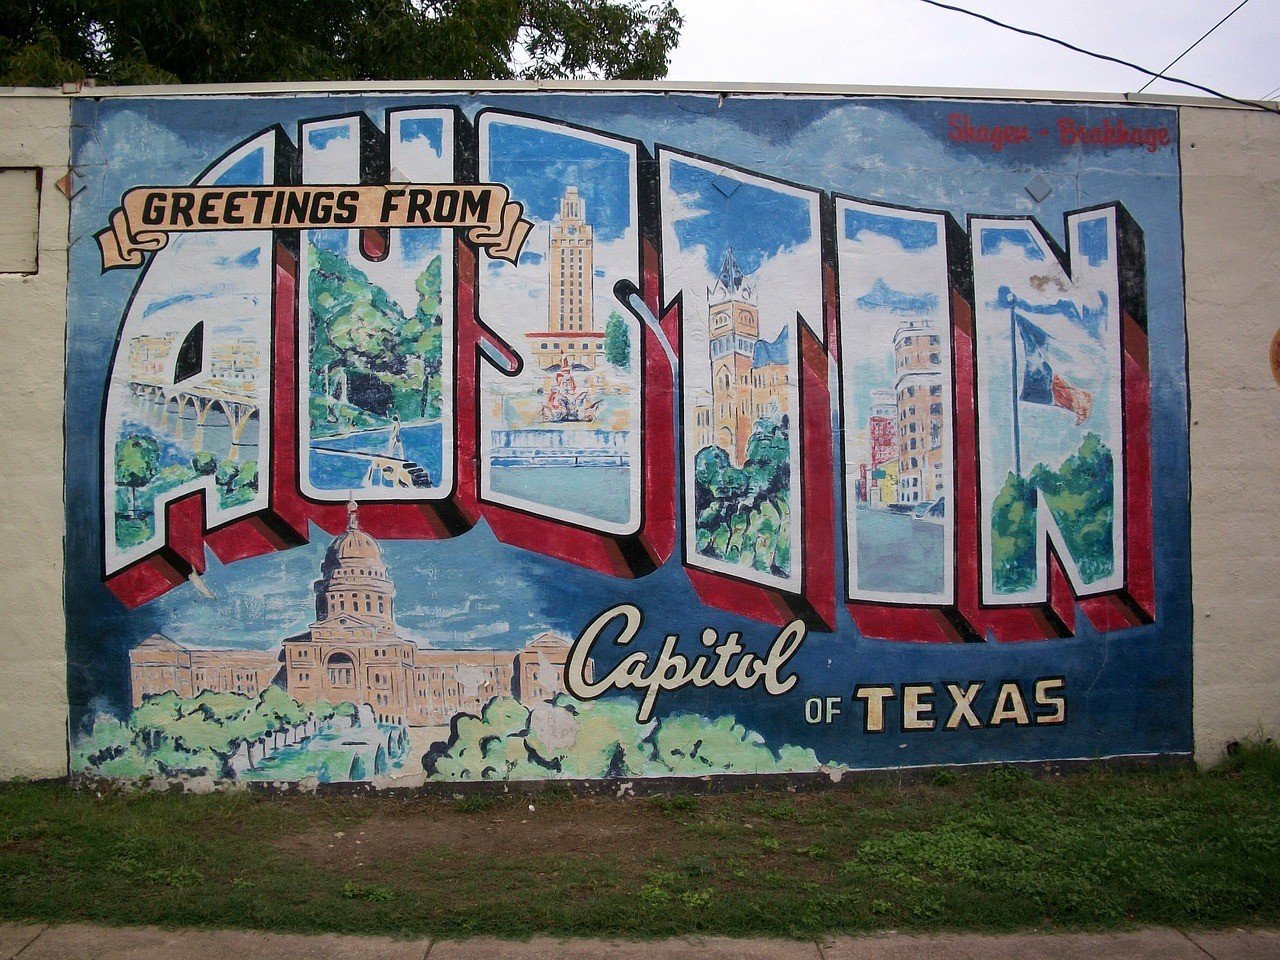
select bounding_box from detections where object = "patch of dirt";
[276,798,692,874]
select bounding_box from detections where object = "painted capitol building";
[130,501,588,726]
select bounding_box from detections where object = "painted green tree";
[990,432,1115,594]
[307,243,444,436]
[991,471,1038,594]
[191,450,217,476]
[114,434,160,520]
[424,695,825,782]
[213,458,258,508]
[693,417,791,576]
[400,254,444,420]
[73,689,356,781]
[604,310,631,369]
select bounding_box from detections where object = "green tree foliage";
[1,1,682,87]
[191,450,218,476]
[990,471,1038,594]
[72,689,351,781]
[693,418,791,576]
[424,695,825,781]
[308,244,444,435]
[403,255,445,420]
[259,685,308,744]
[990,432,1115,594]
[604,310,630,369]
[114,434,160,518]
[1034,433,1116,583]
[214,458,258,508]
[70,713,151,779]
[426,698,550,780]
[215,458,240,494]
[115,448,257,548]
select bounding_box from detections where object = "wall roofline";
[0,79,1268,111]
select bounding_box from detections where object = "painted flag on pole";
[1014,313,1093,425]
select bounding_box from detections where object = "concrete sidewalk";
[2,923,1278,959]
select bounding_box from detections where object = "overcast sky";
[666,0,1279,101]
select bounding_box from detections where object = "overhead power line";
[1262,82,1280,101]
[1137,0,1250,95]
[914,0,1280,116]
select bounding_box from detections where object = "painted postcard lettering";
[68,94,1186,788]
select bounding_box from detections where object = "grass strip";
[1,742,1276,940]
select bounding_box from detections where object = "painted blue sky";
[307,125,350,150]
[856,278,938,316]
[994,286,1110,340]
[119,134,272,341]
[844,208,938,250]
[980,227,1047,261]
[398,116,443,156]
[840,204,950,427]
[218,150,269,185]
[1078,217,1110,267]
[143,521,559,651]
[486,120,632,242]
[979,219,1113,340]
[668,159,813,275]
[398,225,444,263]
[142,291,220,319]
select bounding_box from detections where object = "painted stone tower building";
[705,248,791,467]
[708,248,760,466]
[527,185,603,375]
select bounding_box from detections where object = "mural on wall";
[67,93,1187,787]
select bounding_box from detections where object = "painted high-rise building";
[893,319,946,504]
[869,388,898,469]
[527,185,603,375]
[866,387,900,508]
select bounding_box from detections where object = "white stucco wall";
[1181,105,1280,764]
[0,94,69,779]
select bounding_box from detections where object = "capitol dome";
[325,499,383,565]
[314,499,395,625]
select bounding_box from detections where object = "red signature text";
[1057,117,1171,153]
[947,113,1172,154]
[948,113,1030,151]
